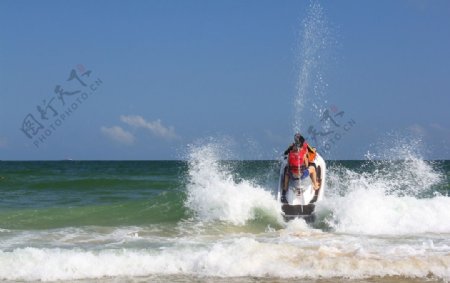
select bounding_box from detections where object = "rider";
[281,133,320,203]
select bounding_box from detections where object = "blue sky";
[1,0,449,160]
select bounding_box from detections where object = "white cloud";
[430,123,450,134]
[101,126,135,145]
[120,115,178,140]
[408,123,427,137]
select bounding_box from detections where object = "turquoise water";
[0,161,187,229]
[0,149,449,282]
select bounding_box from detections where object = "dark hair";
[295,134,305,146]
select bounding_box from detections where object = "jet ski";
[276,152,326,222]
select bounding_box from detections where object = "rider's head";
[294,133,305,146]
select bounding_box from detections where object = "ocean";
[0,144,449,282]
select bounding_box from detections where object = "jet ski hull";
[281,204,316,222]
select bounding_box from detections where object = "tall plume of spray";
[294,1,331,135]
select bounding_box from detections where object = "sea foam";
[185,142,282,225]
[0,237,448,281]
[322,138,449,235]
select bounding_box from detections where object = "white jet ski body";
[276,152,326,222]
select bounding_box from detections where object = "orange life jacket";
[288,143,308,174]
[307,145,317,163]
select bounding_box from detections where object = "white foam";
[0,236,448,281]
[185,143,282,225]
[326,192,450,235]
[324,139,449,235]
[0,226,159,251]
[364,137,443,196]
